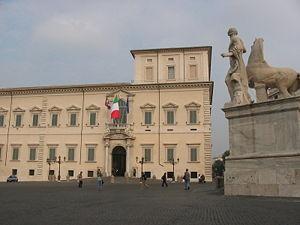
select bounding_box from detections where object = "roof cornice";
[0,81,213,97]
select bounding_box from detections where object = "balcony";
[105,123,133,134]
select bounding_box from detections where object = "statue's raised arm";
[222,27,251,107]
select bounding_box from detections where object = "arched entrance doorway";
[112,146,126,176]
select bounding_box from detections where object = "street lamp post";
[171,158,179,181]
[56,156,65,182]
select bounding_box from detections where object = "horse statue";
[246,38,300,102]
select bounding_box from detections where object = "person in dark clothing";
[161,173,168,187]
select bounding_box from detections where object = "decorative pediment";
[86,104,100,110]
[66,105,81,111]
[106,89,135,98]
[162,102,178,109]
[0,107,8,113]
[13,107,25,112]
[140,103,156,109]
[184,102,201,108]
[30,106,42,112]
[48,106,62,112]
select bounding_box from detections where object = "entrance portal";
[112,146,126,176]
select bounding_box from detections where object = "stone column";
[104,141,109,177]
[126,143,130,177]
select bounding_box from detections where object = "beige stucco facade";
[0,46,213,182]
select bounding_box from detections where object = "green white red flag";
[111,96,121,119]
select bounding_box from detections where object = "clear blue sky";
[0,0,299,156]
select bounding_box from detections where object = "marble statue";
[221,27,252,107]
[247,38,300,102]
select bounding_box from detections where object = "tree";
[212,150,230,177]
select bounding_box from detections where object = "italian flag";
[111,96,121,119]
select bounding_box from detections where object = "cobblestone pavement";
[0,180,299,225]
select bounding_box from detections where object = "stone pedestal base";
[223,96,300,197]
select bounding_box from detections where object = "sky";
[0,0,299,157]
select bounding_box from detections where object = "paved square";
[0,181,299,225]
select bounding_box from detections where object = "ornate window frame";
[85,104,100,127]
[66,105,81,127]
[85,144,97,163]
[187,144,200,163]
[29,106,42,128]
[66,144,77,162]
[185,102,201,125]
[164,144,177,163]
[27,144,39,162]
[47,144,58,161]
[141,144,154,163]
[11,144,21,161]
[162,103,178,125]
[0,107,8,128]
[12,107,25,128]
[140,103,156,127]
[48,106,62,127]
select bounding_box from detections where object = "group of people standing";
[162,169,191,190]
[77,168,204,190]
[77,169,104,190]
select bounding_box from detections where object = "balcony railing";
[105,123,133,134]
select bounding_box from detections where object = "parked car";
[7,175,18,182]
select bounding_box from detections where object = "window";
[146,58,152,62]
[140,103,155,126]
[12,169,17,175]
[167,148,174,162]
[87,147,95,161]
[89,112,97,126]
[145,67,153,81]
[167,111,175,125]
[189,65,197,79]
[168,57,174,61]
[12,147,19,160]
[70,113,77,126]
[144,111,152,125]
[144,148,152,162]
[68,148,75,161]
[191,172,198,179]
[144,171,151,178]
[190,147,198,161]
[29,148,36,161]
[189,110,197,124]
[49,170,54,175]
[68,170,74,177]
[163,103,178,125]
[0,115,4,127]
[51,113,58,127]
[29,169,35,176]
[190,56,195,60]
[185,102,201,125]
[167,66,175,80]
[32,114,39,127]
[15,114,22,127]
[49,148,56,160]
[87,171,94,177]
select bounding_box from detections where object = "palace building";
[0,46,213,182]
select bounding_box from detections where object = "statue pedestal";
[223,96,300,197]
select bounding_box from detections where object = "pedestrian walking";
[77,171,83,188]
[161,172,168,187]
[140,172,149,189]
[96,169,103,190]
[183,169,190,190]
